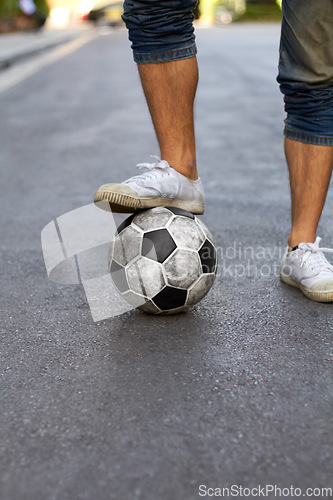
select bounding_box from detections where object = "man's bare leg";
[285,138,333,249]
[138,57,198,180]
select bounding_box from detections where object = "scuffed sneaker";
[94,157,204,214]
[280,237,333,302]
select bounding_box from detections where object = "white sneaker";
[94,157,204,214]
[280,237,333,302]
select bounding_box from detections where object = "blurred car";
[87,1,123,26]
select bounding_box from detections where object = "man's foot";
[280,237,333,302]
[94,158,204,214]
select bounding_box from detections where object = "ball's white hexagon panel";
[138,300,161,314]
[133,207,174,232]
[167,217,205,250]
[112,225,142,267]
[109,260,129,293]
[164,248,202,289]
[195,217,214,242]
[187,274,216,307]
[126,257,165,297]
[108,238,115,265]
[160,305,188,315]
[122,290,146,308]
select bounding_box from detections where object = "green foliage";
[34,0,50,17]
[236,3,282,21]
[0,0,49,19]
[247,0,277,4]
[0,0,20,17]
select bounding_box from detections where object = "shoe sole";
[94,190,204,215]
[280,273,333,302]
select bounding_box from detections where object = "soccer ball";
[109,207,217,314]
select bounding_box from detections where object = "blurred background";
[0,0,282,33]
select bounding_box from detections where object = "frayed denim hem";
[284,128,333,146]
[133,44,197,64]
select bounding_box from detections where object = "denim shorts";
[277,0,333,145]
[122,0,197,63]
[122,0,333,145]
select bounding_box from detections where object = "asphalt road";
[1,24,333,500]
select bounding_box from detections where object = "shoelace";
[123,156,171,186]
[298,239,333,272]
[136,155,170,171]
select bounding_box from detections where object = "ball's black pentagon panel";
[164,207,195,219]
[153,286,187,310]
[199,239,217,273]
[142,229,176,263]
[116,213,137,235]
[110,260,129,293]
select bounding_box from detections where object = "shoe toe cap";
[310,277,333,293]
[95,183,138,197]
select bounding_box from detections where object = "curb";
[0,32,84,70]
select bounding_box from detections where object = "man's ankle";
[288,230,316,251]
[162,155,198,180]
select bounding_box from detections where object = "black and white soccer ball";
[109,207,217,314]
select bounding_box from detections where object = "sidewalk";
[0,27,93,70]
